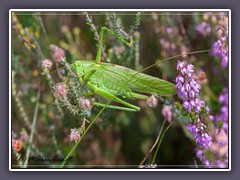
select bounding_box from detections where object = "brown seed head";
[146,95,158,108]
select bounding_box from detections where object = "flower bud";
[79,98,91,110]
[162,105,172,123]
[50,44,65,63]
[69,129,80,143]
[12,140,22,152]
[146,95,158,108]
[42,59,53,71]
[55,84,67,98]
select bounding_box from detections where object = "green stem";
[23,90,40,168]
[151,121,174,164]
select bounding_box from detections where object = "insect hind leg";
[87,82,140,111]
[124,92,149,100]
[92,102,138,112]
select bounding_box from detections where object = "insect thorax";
[72,60,95,77]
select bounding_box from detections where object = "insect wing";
[98,63,176,97]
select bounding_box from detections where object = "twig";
[151,120,174,164]
[193,158,199,168]
[139,118,167,166]
[110,13,129,41]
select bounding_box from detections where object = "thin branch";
[139,118,167,166]
[151,120,174,164]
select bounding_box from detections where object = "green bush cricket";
[56,27,177,112]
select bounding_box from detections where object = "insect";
[59,27,176,112]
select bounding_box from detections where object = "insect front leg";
[87,82,141,111]
[95,27,132,63]
[83,69,97,81]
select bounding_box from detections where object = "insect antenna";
[138,49,212,74]
[49,62,73,76]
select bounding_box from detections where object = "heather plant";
[11,11,229,169]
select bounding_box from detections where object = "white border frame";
[9,9,231,171]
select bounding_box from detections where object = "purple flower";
[177,61,184,70]
[183,101,191,112]
[176,75,185,83]
[175,61,207,114]
[221,55,228,69]
[162,105,172,123]
[211,32,228,69]
[176,82,183,89]
[196,23,204,34]
[189,99,196,107]
[195,22,212,36]
[69,128,80,143]
[219,88,228,105]
[189,79,197,87]
[187,72,193,78]
[212,40,222,57]
[180,86,185,94]
[216,88,229,132]
[203,160,211,167]
[180,67,187,75]
[189,90,196,98]
[215,161,227,168]
[206,106,210,114]
[195,99,205,108]
[187,122,212,149]
[185,83,191,91]
[195,148,204,160]
[186,64,194,73]
[176,61,212,149]
[209,115,214,121]
[195,148,212,168]
[166,27,173,34]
